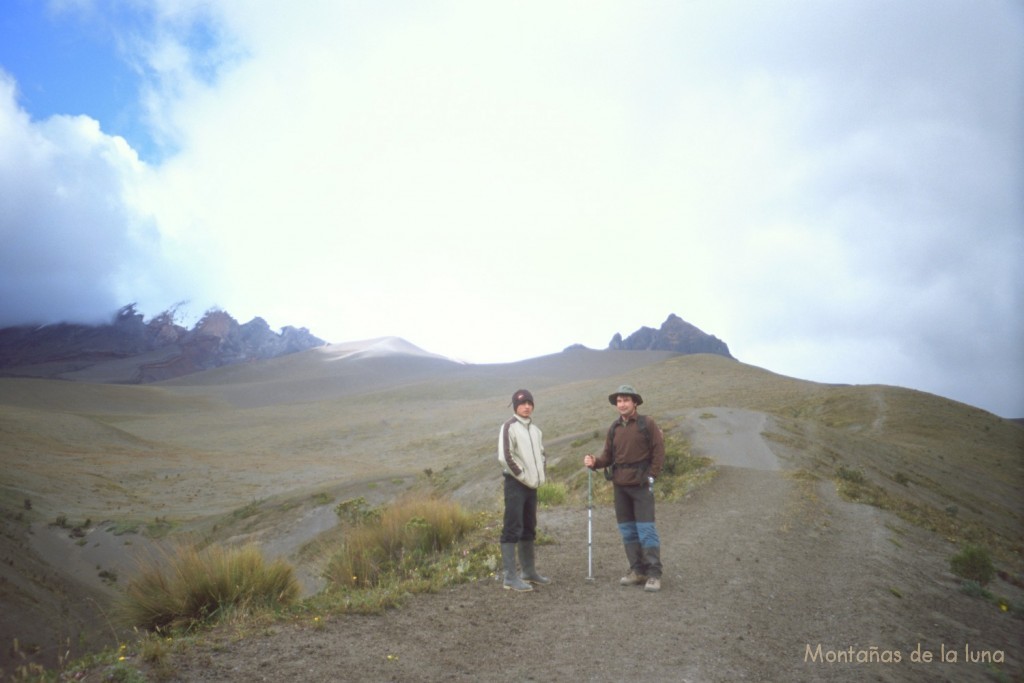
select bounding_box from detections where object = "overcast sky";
[1,1,1021,417]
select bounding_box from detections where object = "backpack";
[602,415,653,481]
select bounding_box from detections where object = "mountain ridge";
[0,304,326,383]
[0,308,733,385]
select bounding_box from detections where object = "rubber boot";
[501,542,532,592]
[518,541,550,585]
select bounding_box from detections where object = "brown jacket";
[593,414,665,486]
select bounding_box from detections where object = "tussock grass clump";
[121,543,301,632]
[537,481,567,506]
[325,496,475,590]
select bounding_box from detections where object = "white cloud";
[0,73,174,323]
[1,2,1022,416]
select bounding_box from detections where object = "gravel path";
[156,411,1022,682]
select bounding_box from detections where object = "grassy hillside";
[0,348,1021,674]
[1,348,1020,543]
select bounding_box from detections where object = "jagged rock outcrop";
[0,304,326,383]
[608,314,734,358]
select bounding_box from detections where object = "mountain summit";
[608,313,734,358]
[0,304,325,383]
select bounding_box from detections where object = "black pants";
[501,475,538,543]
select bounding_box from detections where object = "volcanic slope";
[0,345,1021,680]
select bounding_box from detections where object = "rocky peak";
[608,314,733,358]
[0,304,326,383]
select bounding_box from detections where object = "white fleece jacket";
[497,414,546,489]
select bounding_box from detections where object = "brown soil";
[130,411,1023,682]
[3,354,1021,682]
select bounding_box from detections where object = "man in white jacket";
[497,388,550,591]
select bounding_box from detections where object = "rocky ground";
[126,409,1022,682]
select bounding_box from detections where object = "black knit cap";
[511,389,535,409]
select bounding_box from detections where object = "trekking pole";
[586,467,595,582]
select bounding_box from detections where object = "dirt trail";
[156,410,1022,682]
[679,407,781,470]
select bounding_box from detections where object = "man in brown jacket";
[584,384,665,592]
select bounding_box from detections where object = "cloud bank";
[0,1,1021,416]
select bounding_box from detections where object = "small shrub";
[836,466,866,484]
[108,521,140,536]
[660,436,705,478]
[893,472,910,486]
[138,633,176,679]
[537,481,567,507]
[335,497,379,525]
[650,436,713,501]
[950,545,995,586]
[959,579,992,599]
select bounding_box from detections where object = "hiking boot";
[640,544,662,579]
[619,571,648,586]
[644,577,661,592]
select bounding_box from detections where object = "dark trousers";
[613,484,661,551]
[501,475,538,543]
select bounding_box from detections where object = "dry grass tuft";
[324,495,475,590]
[120,543,301,633]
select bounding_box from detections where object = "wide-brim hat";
[608,384,643,406]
